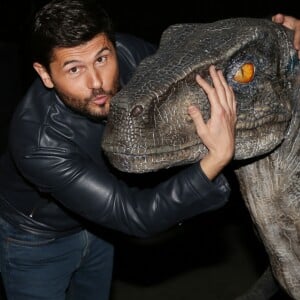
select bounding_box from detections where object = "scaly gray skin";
[102,18,300,299]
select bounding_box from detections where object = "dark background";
[0,1,299,299]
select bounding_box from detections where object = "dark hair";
[31,0,115,70]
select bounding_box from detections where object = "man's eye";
[97,56,107,64]
[233,63,255,83]
[69,66,78,74]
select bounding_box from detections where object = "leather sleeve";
[16,143,230,238]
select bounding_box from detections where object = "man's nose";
[88,69,102,89]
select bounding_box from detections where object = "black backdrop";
[101,0,298,44]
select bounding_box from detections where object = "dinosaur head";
[102,18,299,173]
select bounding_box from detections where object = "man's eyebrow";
[62,47,111,67]
[94,47,111,58]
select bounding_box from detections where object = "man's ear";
[33,62,54,88]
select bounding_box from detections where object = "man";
[0,0,297,299]
[0,0,236,299]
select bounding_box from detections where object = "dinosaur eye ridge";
[233,62,255,83]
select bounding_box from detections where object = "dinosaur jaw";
[103,143,207,173]
[103,119,289,173]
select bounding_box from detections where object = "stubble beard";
[56,81,120,121]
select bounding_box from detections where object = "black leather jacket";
[0,33,230,238]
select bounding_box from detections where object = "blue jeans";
[0,217,114,300]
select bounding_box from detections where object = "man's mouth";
[93,95,109,106]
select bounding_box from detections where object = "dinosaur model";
[102,18,300,299]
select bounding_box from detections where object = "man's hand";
[272,13,300,59]
[188,65,237,180]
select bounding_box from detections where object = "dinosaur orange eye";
[233,63,255,83]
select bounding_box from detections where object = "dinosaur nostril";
[130,105,144,117]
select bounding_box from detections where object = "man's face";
[36,33,120,120]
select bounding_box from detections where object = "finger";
[284,16,298,30]
[211,68,237,124]
[229,86,237,122]
[196,66,230,120]
[188,105,206,136]
[196,72,221,119]
[210,67,234,116]
[196,65,223,96]
[273,14,296,29]
[208,66,229,115]
[218,71,236,113]
[195,73,214,94]
[272,14,284,24]
[215,69,233,108]
[209,66,226,99]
